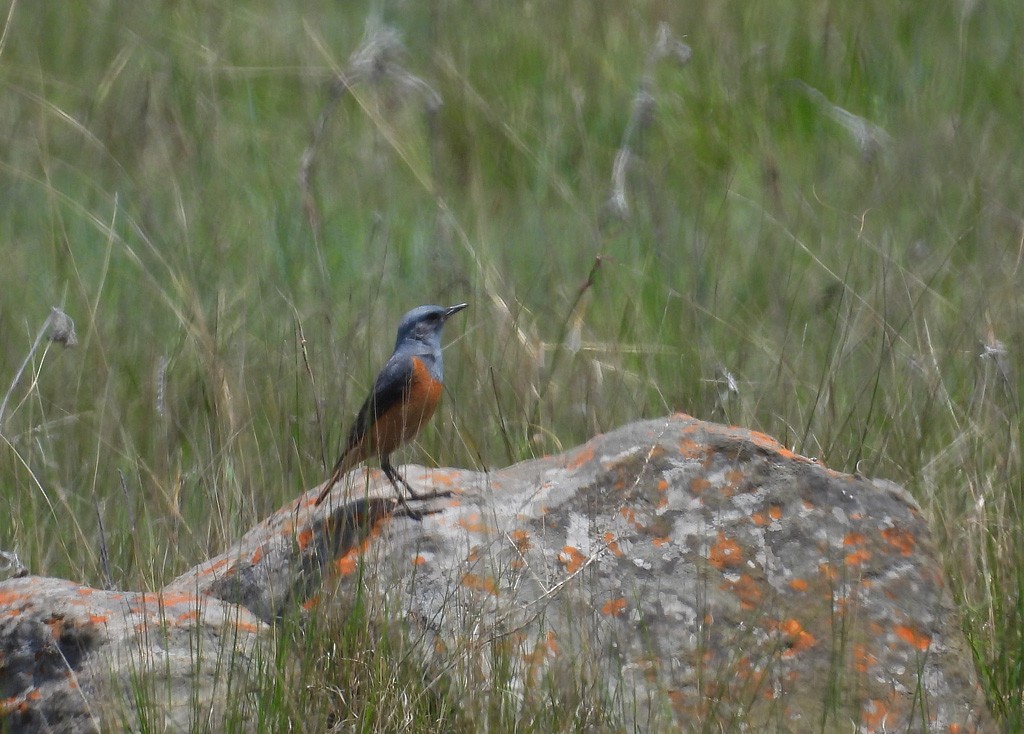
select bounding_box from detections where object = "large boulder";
[1,414,996,732]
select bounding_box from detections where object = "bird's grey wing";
[343,353,415,452]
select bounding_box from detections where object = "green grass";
[1,0,1022,729]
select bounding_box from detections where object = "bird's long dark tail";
[314,451,354,506]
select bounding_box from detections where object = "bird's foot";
[392,500,444,522]
[400,479,454,501]
[383,465,453,502]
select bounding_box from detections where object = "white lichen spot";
[566,513,592,556]
[599,446,648,469]
[731,489,767,513]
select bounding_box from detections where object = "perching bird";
[314,303,467,507]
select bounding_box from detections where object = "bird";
[314,303,468,507]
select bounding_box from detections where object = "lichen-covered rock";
[0,577,269,732]
[294,414,994,732]
[1,414,996,732]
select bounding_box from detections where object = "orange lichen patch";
[844,548,871,566]
[788,578,809,592]
[751,512,767,527]
[779,618,817,657]
[558,546,588,574]
[203,558,228,576]
[768,505,783,521]
[522,644,547,669]
[160,592,199,607]
[279,519,294,536]
[802,498,815,510]
[0,590,26,606]
[335,549,360,576]
[250,547,264,565]
[861,697,899,732]
[948,725,963,734]
[619,506,637,525]
[656,495,668,509]
[523,631,560,668]
[818,562,838,582]
[88,614,110,625]
[296,528,315,551]
[723,468,745,492]
[657,479,669,492]
[744,429,784,451]
[75,587,94,597]
[652,536,671,548]
[894,624,932,652]
[778,618,799,634]
[745,429,815,465]
[566,445,595,470]
[708,532,744,570]
[678,436,704,459]
[456,513,493,533]
[545,630,559,656]
[667,688,709,720]
[427,469,457,487]
[235,621,261,634]
[461,573,498,596]
[510,528,532,551]
[689,476,712,495]
[602,597,628,616]
[881,527,916,556]
[602,532,624,557]
[412,554,427,566]
[854,643,878,674]
[44,617,64,639]
[843,531,866,546]
[722,573,762,610]
[177,610,199,624]
[301,595,320,611]
[129,591,197,614]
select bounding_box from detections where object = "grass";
[0,0,1022,729]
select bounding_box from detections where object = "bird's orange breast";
[366,356,443,457]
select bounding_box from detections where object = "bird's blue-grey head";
[394,303,467,354]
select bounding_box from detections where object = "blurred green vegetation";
[1,0,1022,728]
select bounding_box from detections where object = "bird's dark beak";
[444,303,468,320]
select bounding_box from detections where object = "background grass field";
[1,0,1021,729]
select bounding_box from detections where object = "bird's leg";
[381,456,453,502]
[376,457,439,521]
[381,456,427,500]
